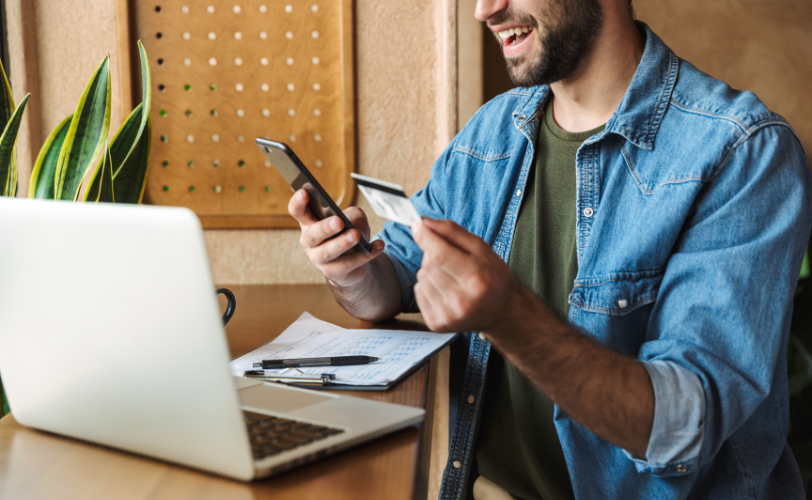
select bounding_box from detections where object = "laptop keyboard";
[244,411,345,460]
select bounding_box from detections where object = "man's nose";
[475,0,509,22]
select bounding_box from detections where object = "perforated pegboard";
[130,0,355,228]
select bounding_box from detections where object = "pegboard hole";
[236,109,245,117]
[163,185,169,191]
[213,159,221,167]
[261,83,269,92]
[313,83,321,91]
[313,108,322,116]
[208,31,216,40]
[207,5,215,13]
[210,109,219,117]
[160,109,167,117]
[233,5,241,13]
[260,57,269,66]
[182,31,191,40]
[259,5,267,13]
[212,134,220,143]
[187,160,194,167]
[234,57,243,66]
[264,160,272,167]
[183,58,191,66]
[289,134,296,142]
[181,5,189,14]
[238,160,246,167]
[315,159,323,167]
[284,5,292,13]
[314,134,322,142]
[186,134,194,143]
[285,31,293,40]
[185,109,193,117]
[235,83,244,92]
[161,135,168,142]
[262,108,270,117]
[188,185,196,193]
[287,109,295,116]
[158,58,165,65]
[156,32,163,39]
[287,83,295,91]
[158,84,166,91]
[286,57,294,66]
[234,31,243,40]
[184,84,192,91]
[265,185,272,192]
[311,4,319,12]
[312,57,319,65]
[214,185,222,193]
[259,31,268,40]
[162,160,169,167]
[239,185,246,193]
[237,135,245,142]
[311,31,319,39]
[210,84,218,91]
[209,57,217,66]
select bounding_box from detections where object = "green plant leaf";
[0,375,8,417]
[29,115,72,199]
[0,58,15,136]
[0,94,30,197]
[111,108,151,203]
[84,142,115,203]
[54,56,112,201]
[110,42,152,204]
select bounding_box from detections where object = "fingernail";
[411,224,421,236]
[330,218,341,231]
[297,190,305,200]
[345,232,356,243]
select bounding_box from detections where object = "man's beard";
[491,0,604,87]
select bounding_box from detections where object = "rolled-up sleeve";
[630,124,812,476]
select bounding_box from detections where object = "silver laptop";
[0,198,424,481]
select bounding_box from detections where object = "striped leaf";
[29,115,72,199]
[54,56,112,201]
[0,58,15,137]
[111,41,151,204]
[0,94,30,196]
[84,141,114,203]
[111,106,151,203]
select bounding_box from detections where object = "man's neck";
[549,16,645,133]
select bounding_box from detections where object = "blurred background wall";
[4,0,811,285]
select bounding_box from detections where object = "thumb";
[420,218,487,255]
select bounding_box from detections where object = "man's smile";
[492,24,536,57]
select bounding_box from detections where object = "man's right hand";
[288,189,385,287]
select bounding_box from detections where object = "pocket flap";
[569,269,664,316]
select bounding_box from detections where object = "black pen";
[252,355,379,369]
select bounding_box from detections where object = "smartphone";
[255,138,372,254]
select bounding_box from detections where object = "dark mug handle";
[216,288,236,326]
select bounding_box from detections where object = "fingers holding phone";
[289,189,384,286]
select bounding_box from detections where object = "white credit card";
[351,173,422,226]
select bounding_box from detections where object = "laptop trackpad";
[239,383,336,413]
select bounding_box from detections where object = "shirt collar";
[512,22,678,151]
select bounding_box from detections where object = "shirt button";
[453,460,462,469]
[583,207,594,217]
[467,395,475,404]
[518,115,527,122]
[516,189,522,197]
[478,333,486,340]
[676,464,688,473]
[618,299,628,309]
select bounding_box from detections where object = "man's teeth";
[497,26,531,41]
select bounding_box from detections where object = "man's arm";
[288,189,403,321]
[411,219,654,456]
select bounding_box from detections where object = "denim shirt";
[376,23,812,500]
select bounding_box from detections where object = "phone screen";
[256,138,371,254]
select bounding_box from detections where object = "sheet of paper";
[229,312,456,386]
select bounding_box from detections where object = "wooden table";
[0,285,445,500]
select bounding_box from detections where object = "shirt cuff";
[623,360,705,477]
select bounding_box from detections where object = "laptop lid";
[0,198,255,480]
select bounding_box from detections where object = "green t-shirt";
[474,100,605,500]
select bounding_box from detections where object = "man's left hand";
[411,218,522,333]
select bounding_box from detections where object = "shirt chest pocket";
[567,269,665,353]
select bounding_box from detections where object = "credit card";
[350,173,422,226]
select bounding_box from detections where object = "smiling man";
[288,0,812,499]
